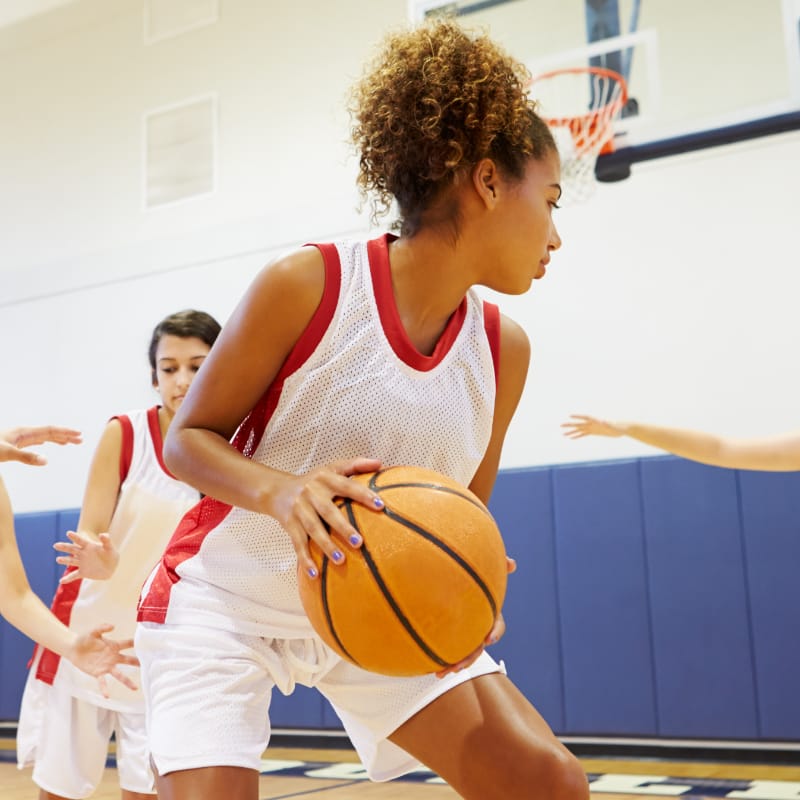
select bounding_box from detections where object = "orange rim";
[529,66,628,154]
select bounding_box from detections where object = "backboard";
[409,0,800,182]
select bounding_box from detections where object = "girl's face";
[483,150,563,295]
[152,334,212,418]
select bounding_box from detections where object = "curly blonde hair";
[349,17,556,235]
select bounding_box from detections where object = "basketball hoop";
[529,66,628,203]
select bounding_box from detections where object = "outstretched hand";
[55,530,119,582]
[561,414,624,439]
[0,426,82,465]
[66,624,138,697]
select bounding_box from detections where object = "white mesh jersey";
[138,234,501,639]
[33,406,200,711]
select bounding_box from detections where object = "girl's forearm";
[0,586,77,657]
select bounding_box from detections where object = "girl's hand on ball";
[434,556,515,678]
[435,612,508,679]
[279,457,383,579]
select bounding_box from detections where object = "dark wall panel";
[640,459,758,738]
[489,467,564,730]
[553,461,657,735]
[0,512,61,719]
[738,470,800,739]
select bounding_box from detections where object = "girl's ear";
[472,158,499,208]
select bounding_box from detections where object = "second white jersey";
[37,406,199,710]
[139,235,500,638]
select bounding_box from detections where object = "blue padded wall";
[489,467,564,730]
[0,511,66,718]
[5,458,799,742]
[737,470,800,739]
[639,459,758,738]
[270,685,326,729]
[552,461,657,735]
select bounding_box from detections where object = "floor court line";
[3,737,800,798]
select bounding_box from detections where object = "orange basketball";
[298,465,508,677]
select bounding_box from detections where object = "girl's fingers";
[292,523,321,580]
[326,470,384,514]
[301,500,350,565]
[435,647,483,678]
[110,669,138,691]
[92,624,114,635]
[335,457,382,477]
[290,459,385,577]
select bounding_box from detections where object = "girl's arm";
[468,314,530,504]
[0,477,137,688]
[0,425,82,465]
[163,247,384,577]
[562,414,800,471]
[436,314,530,677]
[54,420,124,582]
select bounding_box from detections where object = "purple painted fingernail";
[373,496,384,509]
[349,534,362,546]
[332,550,344,562]
[307,566,319,578]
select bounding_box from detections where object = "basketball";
[298,465,508,677]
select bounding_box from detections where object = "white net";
[529,67,627,204]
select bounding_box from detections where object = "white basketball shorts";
[17,666,153,797]
[135,621,503,781]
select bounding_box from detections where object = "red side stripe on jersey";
[34,576,83,684]
[137,497,232,622]
[138,245,342,622]
[368,234,468,371]
[115,414,134,484]
[483,301,501,390]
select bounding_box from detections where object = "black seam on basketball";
[369,473,491,517]
[320,506,360,667]
[381,507,498,617]
[357,539,450,668]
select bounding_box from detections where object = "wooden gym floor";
[2,734,800,799]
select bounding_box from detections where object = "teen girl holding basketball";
[17,310,221,800]
[0,426,136,681]
[136,19,587,800]
[563,413,800,470]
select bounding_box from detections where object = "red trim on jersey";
[482,301,501,390]
[138,245,343,624]
[283,243,342,375]
[368,234,467,371]
[115,414,134,484]
[147,405,179,479]
[34,576,82,684]
[229,242,342,457]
